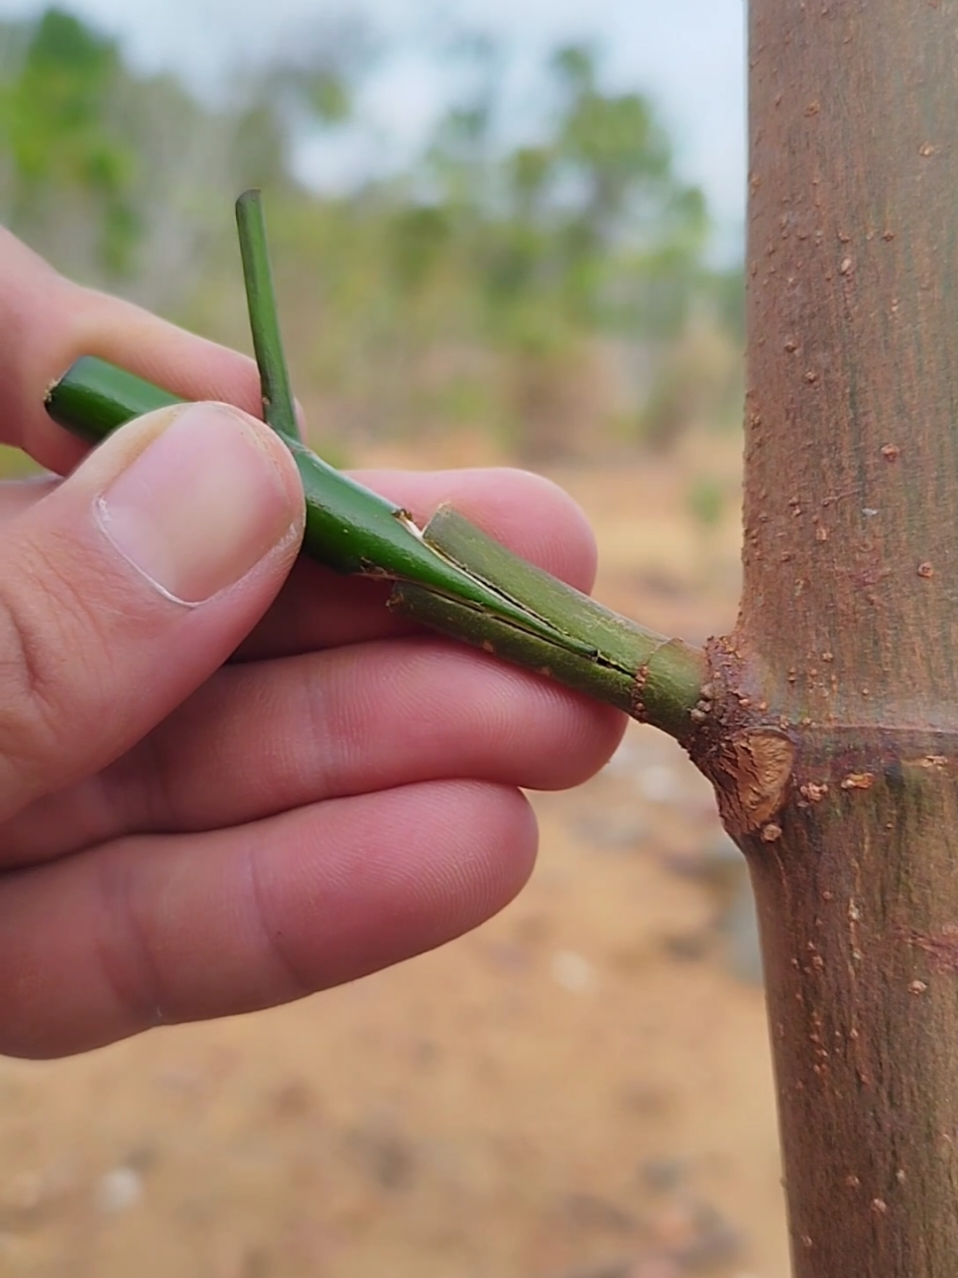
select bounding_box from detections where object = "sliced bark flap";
[709,728,796,838]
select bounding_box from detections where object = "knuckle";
[0,540,105,784]
[0,584,59,771]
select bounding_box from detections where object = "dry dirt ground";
[0,433,790,1278]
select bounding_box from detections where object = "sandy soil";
[0,433,790,1278]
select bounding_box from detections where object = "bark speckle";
[841,772,875,791]
[912,924,958,973]
[800,781,830,803]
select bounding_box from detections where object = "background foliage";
[0,6,744,461]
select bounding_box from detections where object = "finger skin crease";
[0,552,105,800]
[131,730,183,835]
[248,843,315,1004]
[0,583,48,783]
[94,846,170,1037]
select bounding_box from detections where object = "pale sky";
[0,0,747,256]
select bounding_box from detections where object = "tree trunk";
[731,3,958,1272]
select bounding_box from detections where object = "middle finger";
[2,637,624,864]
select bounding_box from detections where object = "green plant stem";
[395,505,706,737]
[45,356,706,737]
[48,358,598,650]
[235,190,301,442]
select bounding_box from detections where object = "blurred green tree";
[0,8,138,275]
[391,42,719,454]
[0,11,743,458]
[0,6,356,306]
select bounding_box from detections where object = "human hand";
[0,229,625,1059]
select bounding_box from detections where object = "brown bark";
[702,3,958,1273]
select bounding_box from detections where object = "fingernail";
[95,403,298,604]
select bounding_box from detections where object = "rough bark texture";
[721,3,958,1274]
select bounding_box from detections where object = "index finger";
[0,227,264,472]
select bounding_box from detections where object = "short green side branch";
[234,190,302,443]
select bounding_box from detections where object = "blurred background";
[0,4,788,1277]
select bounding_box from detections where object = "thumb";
[0,401,304,821]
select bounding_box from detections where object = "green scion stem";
[42,188,706,740]
[45,357,706,738]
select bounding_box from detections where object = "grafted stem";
[46,356,706,739]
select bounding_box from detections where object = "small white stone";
[551,950,598,994]
[96,1167,143,1214]
[602,739,640,777]
[637,765,681,803]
